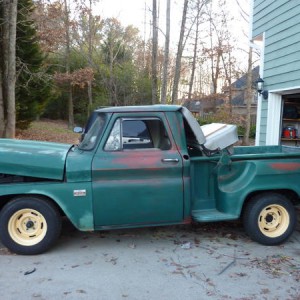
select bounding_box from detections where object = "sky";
[99,0,152,29]
[98,0,251,41]
[97,0,251,68]
[98,0,182,48]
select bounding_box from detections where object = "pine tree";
[16,0,52,129]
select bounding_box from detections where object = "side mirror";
[74,127,83,133]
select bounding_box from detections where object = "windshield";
[78,113,107,150]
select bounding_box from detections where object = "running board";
[192,209,238,222]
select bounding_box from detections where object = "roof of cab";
[95,105,182,113]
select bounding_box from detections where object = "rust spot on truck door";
[270,162,300,171]
[112,153,162,168]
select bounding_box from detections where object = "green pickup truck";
[0,105,299,255]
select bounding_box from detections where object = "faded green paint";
[165,111,192,219]
[1,106,300,232]
[98,105,182,114]
[0,181,94,230]
[0,139,72,180]
[66,148,94,182]
[92,111,184,227]
[191,145,300,221]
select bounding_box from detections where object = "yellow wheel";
[8,208,48,246]
[0,197,61,255]
[243,193,296,245]
[258,204,290,238]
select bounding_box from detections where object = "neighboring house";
[252,0,300,146]
[183,96,223,116]
[225,66,259,102]
[224,66,259,121]
[183,67,258,125]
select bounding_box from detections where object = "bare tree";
[33,1,66,53]
[210,25,235,113]
[101,18,125,106]
[87,0,93,113]
[161,0,170,104]
[188,0,206,100]
[207,9,221,95]
[243,46,253,145]
[172,0,189,104]
[2,0,18,138]
[151,0,158,104]
[63,0,74,128]
[235,0,255,145]
[0,69,4,137]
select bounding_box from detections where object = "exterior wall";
[258,100,268,145]
[252,0,300,145]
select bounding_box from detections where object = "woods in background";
[0,0,253,138]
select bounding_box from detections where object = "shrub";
[197,106,256,139]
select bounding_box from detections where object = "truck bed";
[232,145,300,159]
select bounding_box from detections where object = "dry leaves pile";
[16,119,80,144]
[251,255,300,281]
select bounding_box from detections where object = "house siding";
[259,101,268,145]
[252,0,300,145]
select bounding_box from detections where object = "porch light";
[256,77,268,100]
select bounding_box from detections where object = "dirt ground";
[16,119,80,144]
[0,211,299,300]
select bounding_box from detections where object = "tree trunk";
[151,0,158,104]
[109,48,115,106]
[188,0,201,100]
[87,0,93,113]
[172,0,188,104]
[161,0,170,104]
[64,0,74,128]
[0,5,6,136]
[220,49,232,114]
[0,69,5,137]
[3,0,18,138]
[68,85,74,128]
[208,6,220,95]
[87,81,92,113]
[243,46,253,146]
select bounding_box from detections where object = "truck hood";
[0,139,72,180]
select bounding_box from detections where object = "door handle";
[162,158,179,163]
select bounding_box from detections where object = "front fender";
[0,181,94,231]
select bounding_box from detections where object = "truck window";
[104,118,171,151]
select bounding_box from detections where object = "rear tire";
[243,193,296,245]
[0,196,61,255]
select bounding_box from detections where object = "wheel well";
[0,194,65,216]
[242,189,300,215]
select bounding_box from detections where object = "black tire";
[0,196,62,255]
[243,193,297,245]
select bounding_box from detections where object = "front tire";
[0,197,61,255]
[243,193,297,245]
